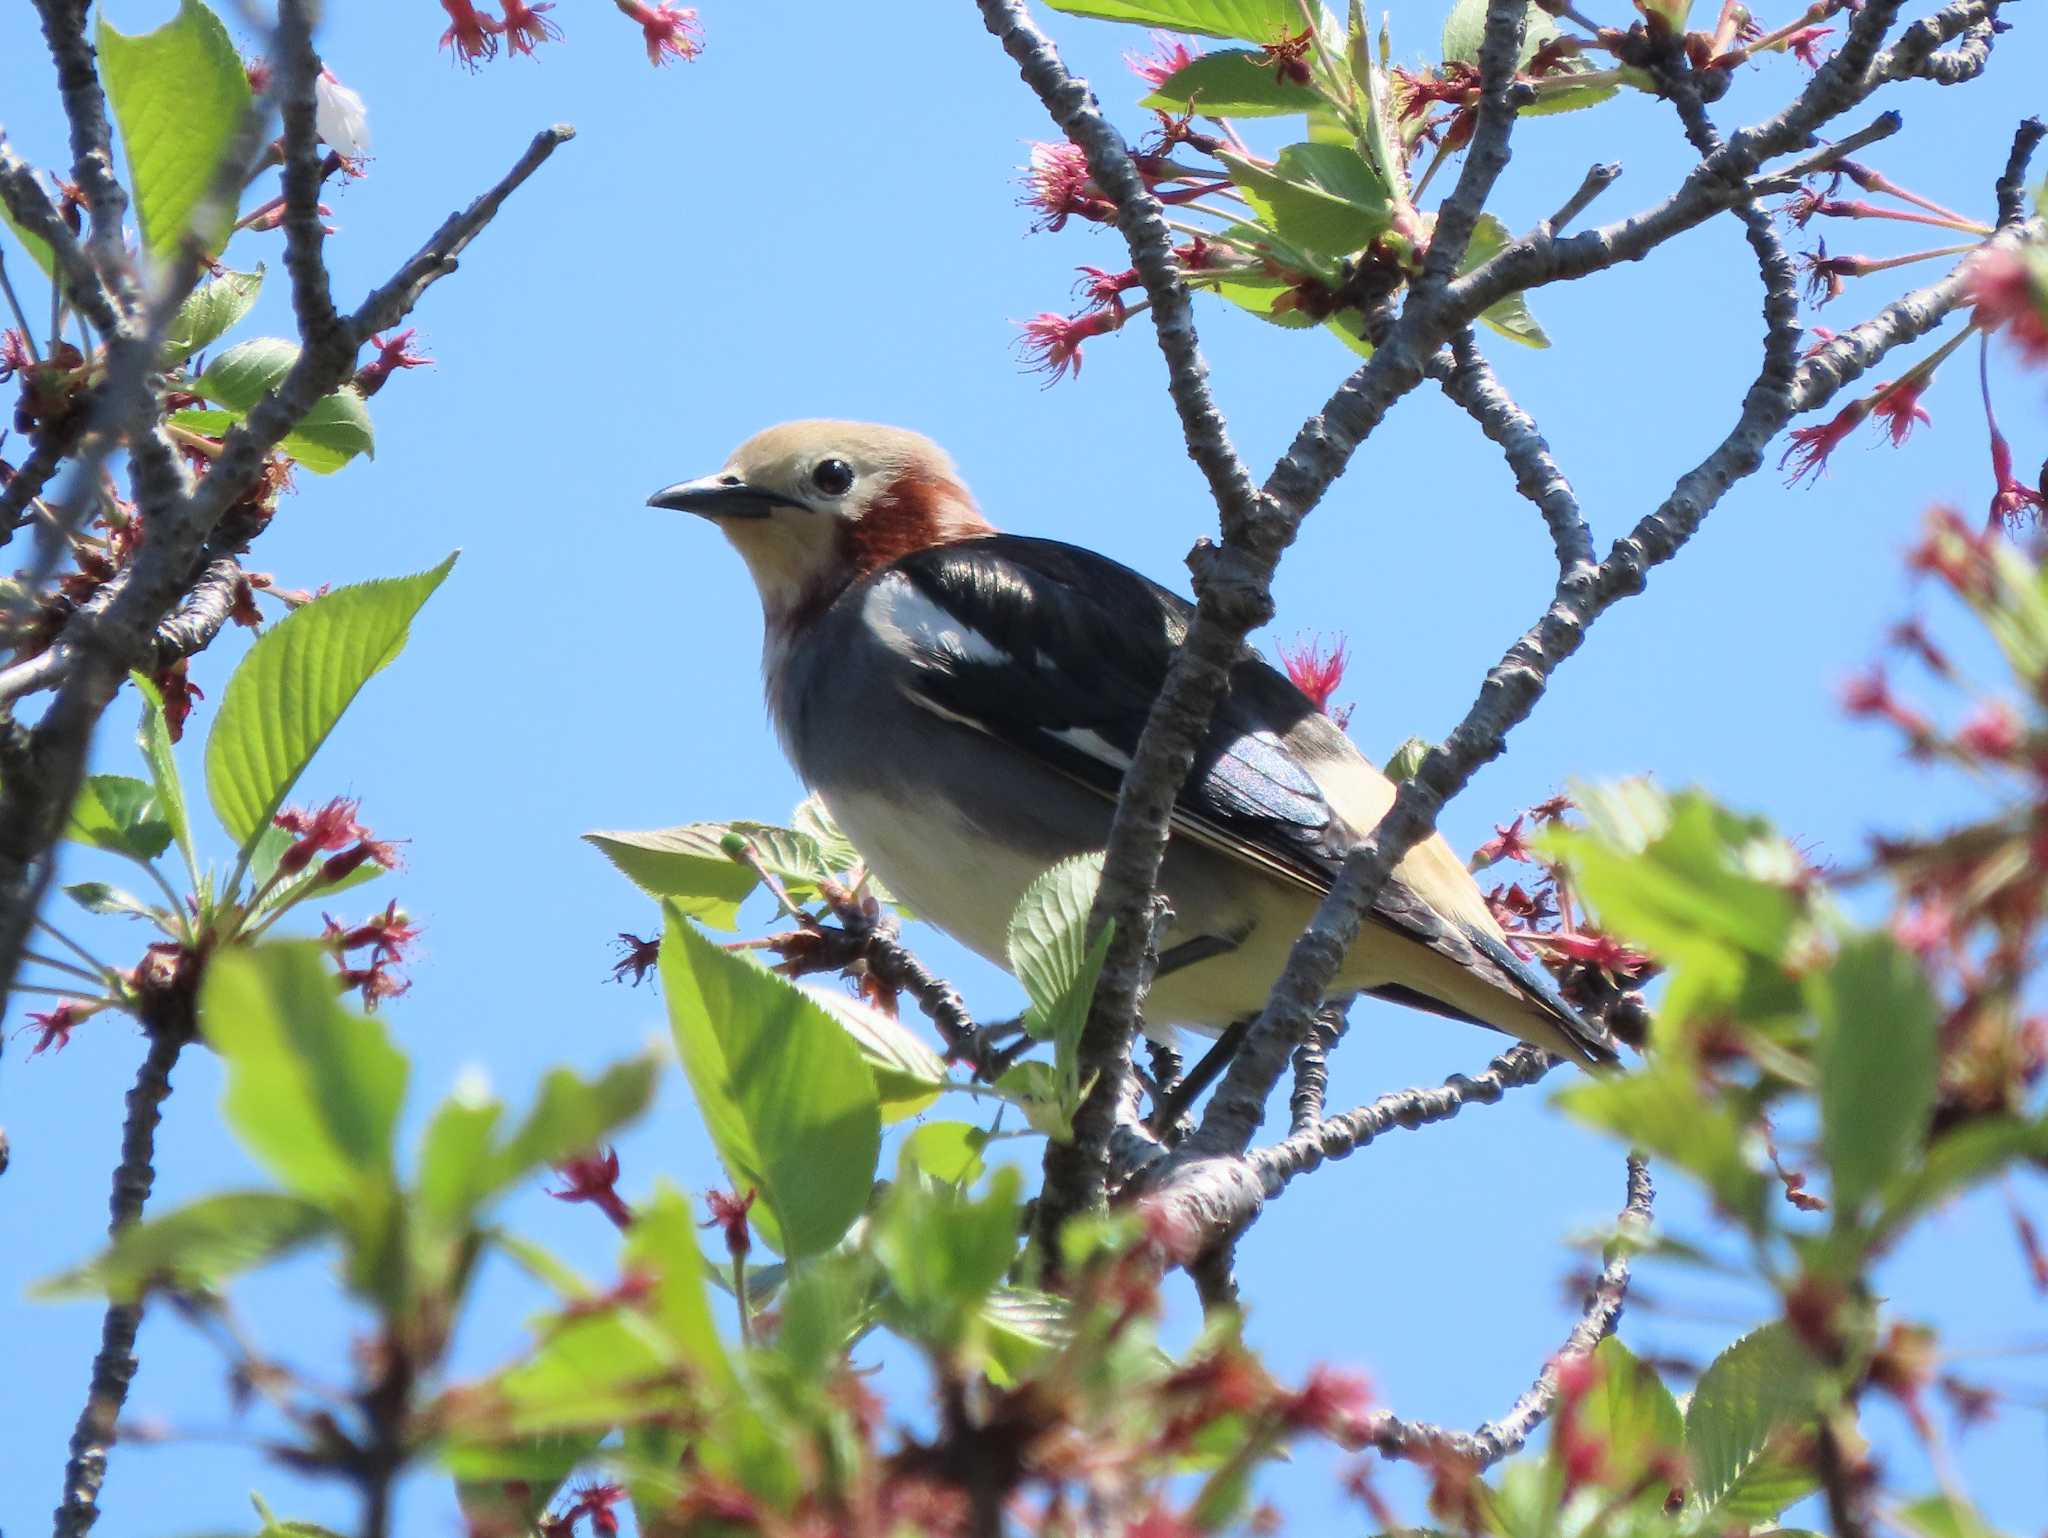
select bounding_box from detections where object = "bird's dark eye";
[810,458,855,497]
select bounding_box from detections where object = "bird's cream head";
[650,420,995,639]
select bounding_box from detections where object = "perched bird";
[650,421,1616,1084]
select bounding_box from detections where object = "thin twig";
[1995,118,2047,229]
[53,1026,188,1538]
[1543,162,1623,237]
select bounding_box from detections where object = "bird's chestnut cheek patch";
[844,469,993,578]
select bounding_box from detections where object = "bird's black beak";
[646,474,790,519]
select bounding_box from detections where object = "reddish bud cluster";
[1015,307,1126,385]
[1279,633,1351,727]
[608,930,661,985]
[435,0,697,68]
[1124,32,1202,89]
[273,797,404,884]
[702,1187,756,1260]
[550,1147,635,1229]
[353,329,433,397]
[18,998,101,1056]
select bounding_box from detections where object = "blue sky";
[2,2,2045,1534]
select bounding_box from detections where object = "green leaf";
[199,945,406,1299]
[1463,212,1549,348]
[1442,0,1554,66]
[793,793,862,871]
[1895,1495,2011,1538]
[133,672,198,881]
[163,265,264,366]
[415,1087,503,1245]
[62,880,168,924]
[1587,1336,1684,1491]
[36,1191,331,1304]
[1039,0,1306,43]
[982,1288,1073,1385]
[897,1121,989,1186]
[582,825,763,929]
[1876,1116,2048,1242]
[193,339,375,473]
[487,1056,662,1195]
[1218,143,1391,260]
[873,1166,1024,1353]
[451,1438,602,1529]
[1684,1324,1821,1521]
[659,907,881,1259]
[993,1059,1077,1141]
[1556,1061,1768,1230]
[65,774,174,862]
[623,1184,738,1393]
[205,555,455,852]
[804,987,949,1122]
[0,194,57,278]
[1142,49,1323,115]
[97,0,251,261]
[485,1311,687,1437]
[1383,736,1431,781]
[251,1493,351,1538]
[1810,934,1939,1223]
[1007,853,1113,1086]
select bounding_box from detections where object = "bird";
[649,420,1617,1099]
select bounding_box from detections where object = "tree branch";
[1995,117,2046,229]
[29,0,137,313]
[1365,1155,1653,1468]
[52,1025,189,1538]
[1436,331,1596,574]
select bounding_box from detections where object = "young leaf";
[659,907,881,1259]
[898,1121,990,1186]
[582,824,763,929]
[1684,1323,1822,1521]
[162,265,263,365]
[199,943,407,1295]
[132,672,198,882]
[64,774,174,862]
[1442,0,1555,66]
[193,339,375,472]
[1007,853,1113,1084]
[1809,934,1940,1223]
[486,1056,662,1194]
[623,1184,739,1393]
[1142,49,1323,115]
[205,554,456,851]
[97,0,251,261]
[1894,1494,2011,1538]
[802,986,949,1122]
[63,880,169,925]
[1218,143,1391,260]
[1039,0,1305,43]
[0,195,57,277]
[873,1166,1025,1353]
[35,1191,331,1304]
[1587,1336,1685,1492]
[1462,212,1550,348]
[1556,1061,1768,1231]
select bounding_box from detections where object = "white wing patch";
[863,573,1009,668]
[1041,726,1132,772]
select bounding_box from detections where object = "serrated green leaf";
[132,671,198,882]
[1039,0,1305,42]
[205,555,455,853]
[659,907,880,1259]
[1142,48,1323,115]
[199,944,406,1300]
[1684,1323,1821,1521]
[1810,934,1939,1224]
[65,773,174,862]
[1218,143,1391,260]
[1383,736,1431,780]
[1007,853,1112,1085]
[983,1287,1073,1386]
[582,825,762,929]
[993,1059,1075,1141]
[163,265,263,366]
[804,986,948,1122]
[35,1191,330,1304]
[793,793,861,870]
[193,339,375,473]
[1875,1116,2048,1243]
[97,0,250,261]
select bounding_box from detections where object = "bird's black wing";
[884,535,1348,889]
[875,535,1614,1064]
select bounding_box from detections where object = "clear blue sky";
[2,3,2044,1534]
